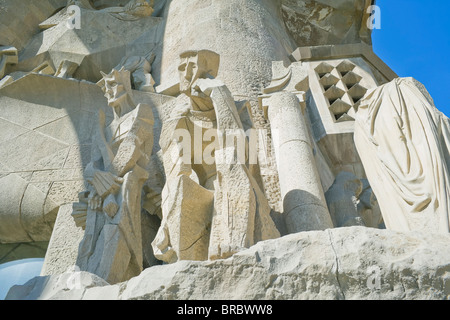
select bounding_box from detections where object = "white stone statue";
[355,77,450,234]
[151,50,280,263]
[74,63,155,284]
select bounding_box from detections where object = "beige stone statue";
[355,77,450,234]
[73,63,155,284]
[151,50,280,263]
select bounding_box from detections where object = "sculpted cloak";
[355,77,450,234]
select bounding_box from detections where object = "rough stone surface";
[11,8,162,84]
[0,0,67,51]
[40,204,84,276]
[281,0,375,47]
[157,0,295,97]
[6,227,450,300]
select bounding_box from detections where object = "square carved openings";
[315,61,368,122]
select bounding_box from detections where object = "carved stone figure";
[325,171,365,228]
[2,0,450,301]
[325,171,384,229]
[73,64,155,284]
[355,77,450,234]
[151,50,280,263]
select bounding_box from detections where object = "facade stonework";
[0,0,449,300]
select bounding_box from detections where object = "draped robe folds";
[354,77,450,234]
[152,82,280,263]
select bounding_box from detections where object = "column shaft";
[267,92,333,233]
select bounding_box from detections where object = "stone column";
[263,91,333,233]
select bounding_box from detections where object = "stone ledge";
[291,43,398,82]
[6,226,450,300]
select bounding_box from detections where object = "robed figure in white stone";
[75,66,154,284]
[355,77,450,234]
[151,50,279,263]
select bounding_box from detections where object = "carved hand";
[88,170,123,199]
[88,191,102,210]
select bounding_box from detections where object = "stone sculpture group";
[0,0,449,299]
[72,50,450,285]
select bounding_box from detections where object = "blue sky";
[372,0,450,116]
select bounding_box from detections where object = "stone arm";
[108,135,142,178]
[107,104,155,178]
[71,123,108,213]
[83,123,113,210]
[84,104,153,210]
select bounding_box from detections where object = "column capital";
[258,91,306,121]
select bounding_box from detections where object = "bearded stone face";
[98,67,132,108]
[178,54,201,95]
[177,50,220,96]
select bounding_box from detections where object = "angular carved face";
[98,68,132,108]
[178,54,201,95]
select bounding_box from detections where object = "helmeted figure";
[74,63,154,284]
